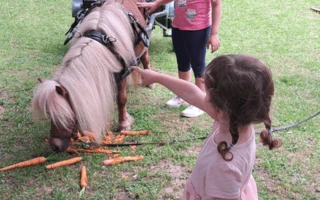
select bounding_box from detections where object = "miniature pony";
[32,0,151,152]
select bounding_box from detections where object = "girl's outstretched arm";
[132,67,206,111]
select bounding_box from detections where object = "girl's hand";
[131,66,158,87]
[137,1,158,15]
[207,34,220,53]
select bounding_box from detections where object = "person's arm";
[137,0,174,15]
[207,0,222,53]
[132,67,207,111]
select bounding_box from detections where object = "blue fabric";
[172,26,211,78]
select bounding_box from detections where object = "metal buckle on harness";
[139,32,149,47]
[102,35,116,44]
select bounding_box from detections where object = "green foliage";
[1,0,320,199]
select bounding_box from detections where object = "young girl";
[132,54,282,199]
[137,0,221,118]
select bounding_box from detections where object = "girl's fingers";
[136,2,151,8]
[131,66,141,73]
[137,2,156,15]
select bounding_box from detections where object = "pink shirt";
[172,0,211,30]
[182,121,258,199]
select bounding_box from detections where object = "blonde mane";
[32,1,136,142]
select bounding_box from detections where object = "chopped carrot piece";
[80,166,88,188]
[120,130,150,135]
[67,147,116,154]
[113,135,125,144]
[78,136,91,142]
[45,157,82,169]
[102,136,113,144]
[0,157,46,172]
[82,130,95,140]
[103,155,144,166]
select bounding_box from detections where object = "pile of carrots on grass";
[0,130,149,194]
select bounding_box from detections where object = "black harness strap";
[64,1,150,49]
[64,0,107,45]
[64,1,149,81]
[126,12,150,47]
[83,30,135,81]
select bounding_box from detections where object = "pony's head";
[32,79,77,152]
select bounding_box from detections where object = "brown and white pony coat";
[32,0,151,152]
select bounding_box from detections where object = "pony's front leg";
[116,78,134,131]
[140,48,151,70]
[140,49,155,89]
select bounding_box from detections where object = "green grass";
[1,0,320,199]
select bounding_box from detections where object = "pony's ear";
[38,78,44,83]
[56,86,67,97]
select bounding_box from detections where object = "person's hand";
[206,34,220,53]
[137,1,158,15]
[131,66,158,87]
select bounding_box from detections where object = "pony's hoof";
[146,83,155,89]
[119,113,135,131]
[121,126,131,131]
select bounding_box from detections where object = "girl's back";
[183,121,258,199]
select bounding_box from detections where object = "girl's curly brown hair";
[204,54,282,161]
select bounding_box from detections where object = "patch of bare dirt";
[150,160,189,200]
[112,142,202,200]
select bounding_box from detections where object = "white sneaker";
[165,95,188,108]
[181,105,204,118]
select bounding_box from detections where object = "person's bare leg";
[178,70,191,81]
[195,77,205,92]
[179,71,204,92]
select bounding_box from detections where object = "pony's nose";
[49,137,70,152]
[50,144,62,152]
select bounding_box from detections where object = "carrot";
[102,135,113,144]
[70,138,80,145]
[113,135,125,144]
[79,165,88,197]
[103,155,144,166]
[76,131,81,138]
[120,130,150,135]
[80,166,88,188]
[66,147,116,154]
[78,136,91,142]
[45,157,83,169]
[82,130,95,140]
[0,157,46,172]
